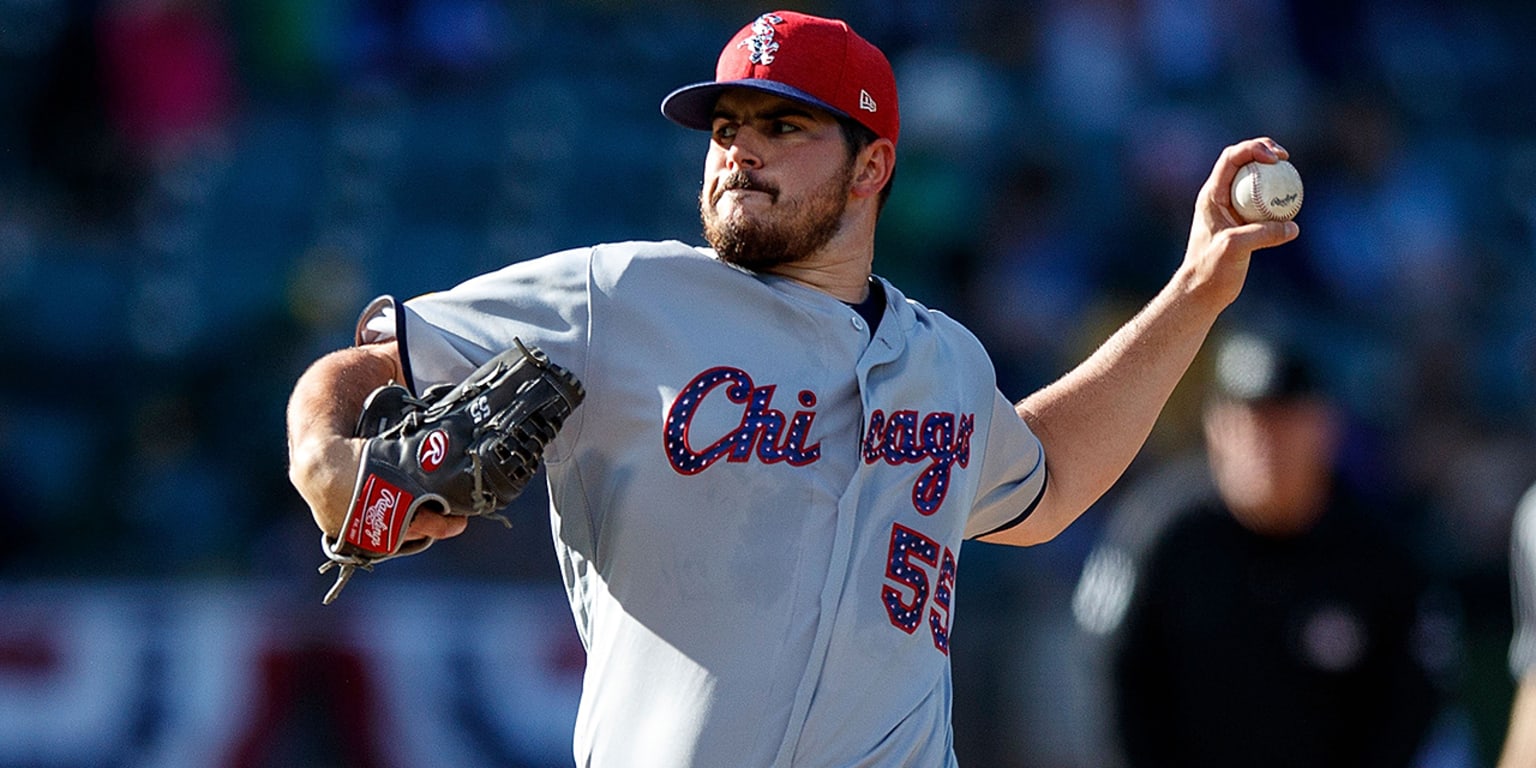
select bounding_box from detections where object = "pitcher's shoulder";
[886,284,991,361]
[589,240,761,292]
[590,239,715,268]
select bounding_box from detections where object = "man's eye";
[774,121,801,134]
[713,124,737,140]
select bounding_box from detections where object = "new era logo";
[859,89,877,113]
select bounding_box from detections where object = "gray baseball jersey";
[1511,482,1536,677]
[357,240,1048,767]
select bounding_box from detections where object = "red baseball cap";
[661,11,900,146]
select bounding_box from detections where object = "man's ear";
[851,139,895,200]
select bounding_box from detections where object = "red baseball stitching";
[1252,164,1271,221]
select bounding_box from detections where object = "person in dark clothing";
[1070,330,1450,768]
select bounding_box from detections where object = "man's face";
[1204,397,1339,535]
[699,89,856,271]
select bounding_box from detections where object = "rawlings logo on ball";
[1231,159,1304,223]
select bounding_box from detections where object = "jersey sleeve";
[356,246,593,393]
[355,246,594,461]
[1511,482,1536,676]
[962,390,1048,539]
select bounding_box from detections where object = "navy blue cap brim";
[661,78,854,131]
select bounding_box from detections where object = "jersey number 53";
[882,522,956,655]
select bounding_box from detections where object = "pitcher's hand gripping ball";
[1231,159,1304,223]
[318,339,585,604]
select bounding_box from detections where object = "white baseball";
[1230,159,1304,223]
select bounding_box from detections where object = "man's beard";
[700,162,853,272]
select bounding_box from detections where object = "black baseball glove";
[318,338,584,604]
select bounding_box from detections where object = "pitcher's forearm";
[1014,269,1217,534]
[982,139,1300,548]
[286,342,403,534]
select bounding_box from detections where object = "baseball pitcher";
[286,10,1300,767]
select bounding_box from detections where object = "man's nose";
[724,129,764,170]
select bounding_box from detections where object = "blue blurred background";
[0,0,1532,765]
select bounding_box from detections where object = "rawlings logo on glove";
[318,339,584,604]
[352,476,410,552]
[419,431,449,471]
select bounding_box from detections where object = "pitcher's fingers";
[1205,138,1289,210]
[407,510,469,541]
[1224,220,1300,253]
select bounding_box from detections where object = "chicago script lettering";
[665,366,821,474]
[862,409,974,515]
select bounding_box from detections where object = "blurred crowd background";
[0,0,1533,765]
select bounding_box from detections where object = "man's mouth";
[715,172,778,205]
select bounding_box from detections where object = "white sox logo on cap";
[661,10,901,145]
[739,13,784,65]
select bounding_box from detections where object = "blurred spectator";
[1070,329,1459,768]
[22,7,136,227]
[1498,482,1536,767]
[98,0,236,163]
